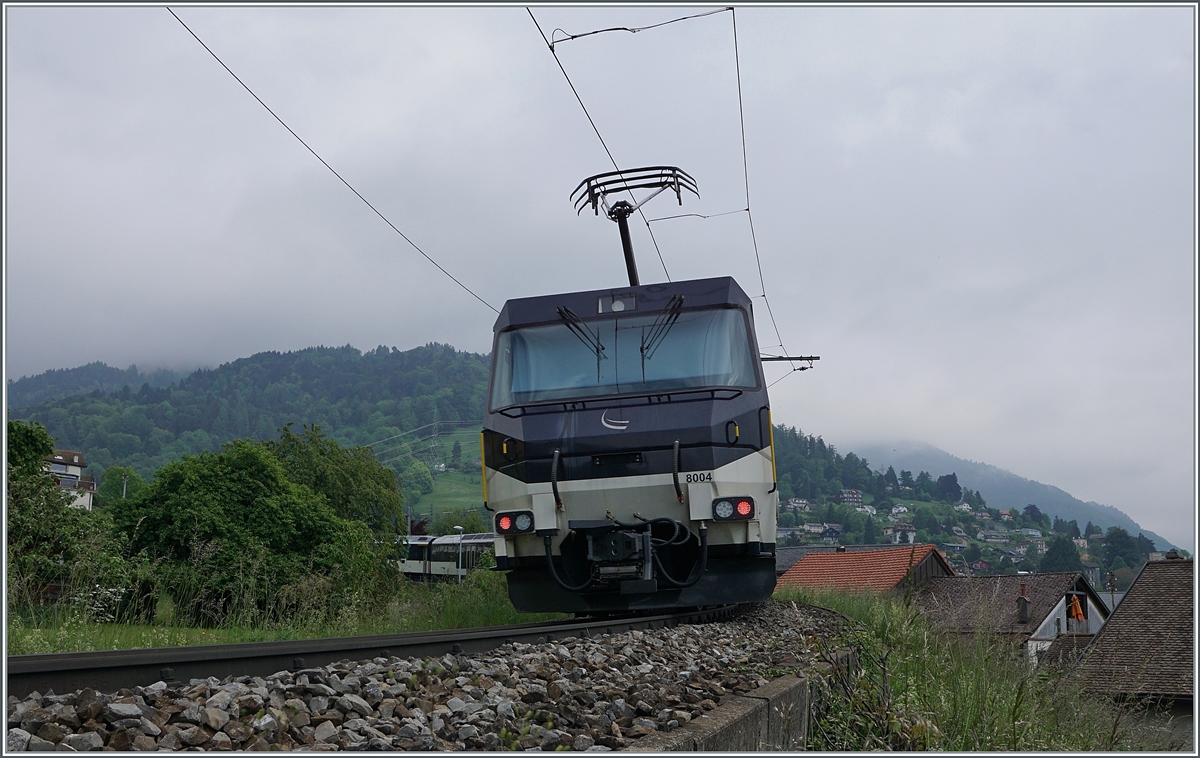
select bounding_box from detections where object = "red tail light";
[495,510,535,534]
[712,496,755,521]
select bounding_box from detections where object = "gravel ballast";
[6,601,847,751]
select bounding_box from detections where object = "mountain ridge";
[7,362,194,410]
[9,351,1180,553]
[853,440,1180,553]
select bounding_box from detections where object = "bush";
[7,421,129,609]
[109,440,378,627]
[431,507,489,536]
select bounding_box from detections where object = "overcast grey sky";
[4,5,1195,549]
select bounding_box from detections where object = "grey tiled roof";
[1039,633,1093,674]
[1075,558,1193,699]
[914,572,1101,638]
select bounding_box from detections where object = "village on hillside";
[776,483,1163,593]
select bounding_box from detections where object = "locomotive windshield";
[490,306,758,409]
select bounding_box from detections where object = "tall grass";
[776,586,1187,751]
[8,558,562,655]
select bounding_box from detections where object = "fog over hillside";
[854,441,1185,553]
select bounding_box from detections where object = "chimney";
[1017,582,1030,624]
[1165,549,1183,560]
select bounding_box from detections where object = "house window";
[49,463,68,473]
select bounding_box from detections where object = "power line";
[527,8,672,282]
[647,208,747,223]
[548,8,731,50]
[731,7,795,373]
[365,419,477,450]
[527,7,805,384]
[165,7,499,315]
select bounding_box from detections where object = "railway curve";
[7,605,741,700]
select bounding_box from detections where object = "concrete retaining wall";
[625,650,857,751]
[627,674,811,752]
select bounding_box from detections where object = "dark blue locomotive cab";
[484,276,779,613]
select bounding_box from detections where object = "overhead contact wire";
[527,8,672,282]
[731,8,796,375]
[548,7,731,49]
[166,7,498,315]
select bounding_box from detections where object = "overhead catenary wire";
[165,7,499,315]
[547,7,731,50]
[730,7,796,374]
[528,7,807,385]
[527,8,672,282]
[365,419,478,451]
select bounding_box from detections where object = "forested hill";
[8,362,190,410]
[11,345,1164,554]
[10,344,489,481]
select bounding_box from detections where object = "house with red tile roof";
[775,544,954,593]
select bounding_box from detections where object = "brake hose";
[653,523,708,588]
[544,535,593,591]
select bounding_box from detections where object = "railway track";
[7,605,741,700]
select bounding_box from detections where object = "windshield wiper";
[640,295,683,362]
[557,306,606,359]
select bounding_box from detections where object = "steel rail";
[7,606,741,699]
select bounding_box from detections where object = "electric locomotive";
[482,167,814,613]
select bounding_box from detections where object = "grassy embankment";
[8,556,562,655]
[774,585,1187,751]
[9,466,559,655]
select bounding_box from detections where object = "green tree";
[884,466,898,489]
[912,506,940,534]
[96,465,147,505]
[263,424,405,549]
[431,507,489,536]
[964,544,982,563]
[1017,557,1036,573]
[1023,504,1049,527]
[1040,535,1084,573]
[863,516,879,545]
[1100,527,1141,572]
[935,473,962,503]
[404,460,435,497]
[6,420,137,618]
[915,471,934,497]
[109,440,377,627]
[1135,533,1156,559]
[451,441,462,467]
[8,418,57,469]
